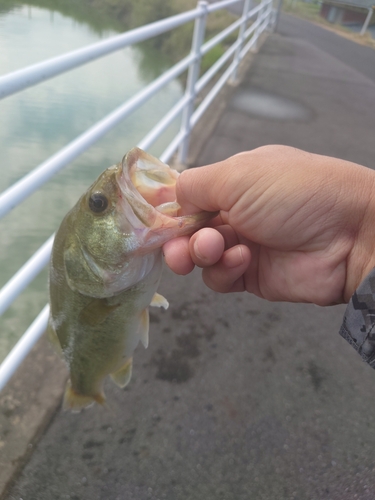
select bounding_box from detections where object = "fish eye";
[89,193,108,213]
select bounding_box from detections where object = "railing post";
[230,0,251,84]
[178,0,208,165]
[266,0,275,30]
[252,0,266,52]
[273,0,283,32]
[360,7,374,36]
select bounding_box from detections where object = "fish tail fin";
[63,380,105,412]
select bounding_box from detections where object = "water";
[0,3,183,362]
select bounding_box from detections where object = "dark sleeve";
[339,267,375,368]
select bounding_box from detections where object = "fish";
[47,147,215,411]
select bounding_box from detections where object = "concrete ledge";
[0,336,67,499]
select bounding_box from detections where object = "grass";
[283,0,321,20]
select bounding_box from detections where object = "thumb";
[176,160,238,215]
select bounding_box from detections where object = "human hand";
[163,145,375,305]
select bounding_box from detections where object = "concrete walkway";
[5,14,375,500]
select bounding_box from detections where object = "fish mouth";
[116,147,217,252]
[116,148,181,227]
[121,147,179,206]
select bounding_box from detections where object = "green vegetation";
[283,0,321,21]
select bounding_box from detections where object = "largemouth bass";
[48,148,214,411]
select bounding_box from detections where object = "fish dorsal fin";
[79,299,120,326]
[150,292,169,310]
[110,358,133,388]
[140,308,149,348]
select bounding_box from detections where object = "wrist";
[344,165,375,302]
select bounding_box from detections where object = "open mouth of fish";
[119,147,181,220]
[114,147,216,255]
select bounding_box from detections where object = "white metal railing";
[0,0,275,392]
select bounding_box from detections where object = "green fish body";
[48,148,214,410]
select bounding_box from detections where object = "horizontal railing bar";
[247,2,264,18]
[239,2,273,53]
[241,34,257,56]
[260,6,273,31]
[160,129,187,164]
[250,3,265,17]
[137,95,190,152]
[0,304,50,392]
[0,9,200,101]
[241,3,269,46]
[207,0,243,13]
[0,235,54,317]
[191,59,237,128]
[243,13,261,38]
[196,38,239,94]
[257,12,270,34]
[240,19,263,58]
[201,17,243,56]
[201,3,263,57]
[196,4,266,95]
[0,53,194,221]
[249,14,262,34]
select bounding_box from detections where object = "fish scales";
[48,148,215,411]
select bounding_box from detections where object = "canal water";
[0,3,183,362]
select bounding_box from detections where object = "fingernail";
[193,239,204,261]
[224,246,244,269]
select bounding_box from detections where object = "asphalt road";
[6,14,375,500]
[278,14,375,84]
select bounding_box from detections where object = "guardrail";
[0,0,275,391]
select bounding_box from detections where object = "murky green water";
[0,3,183,362]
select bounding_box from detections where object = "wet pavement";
[5,13,375,500]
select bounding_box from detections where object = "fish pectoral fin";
[140,308,149,348]
[79,299,120,326]
[63,380,105,412]
[110,358,133,388]
[46,317,63,358]
[150,293,169,310]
